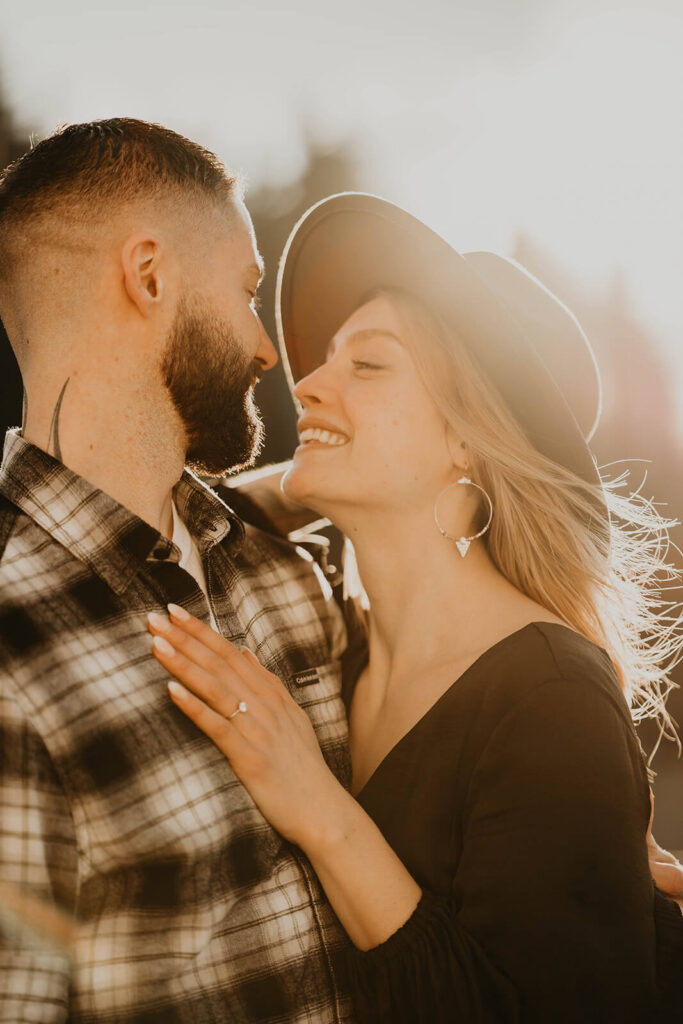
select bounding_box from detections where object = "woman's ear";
[121,234,164,316]
[445,423,469,475]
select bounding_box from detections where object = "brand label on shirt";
[292,668,322,687]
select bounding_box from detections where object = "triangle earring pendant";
[455,537,471,558]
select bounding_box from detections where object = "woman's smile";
[296,418,351,453]
[298,427,348,447]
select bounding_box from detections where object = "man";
[0,119,352,1023]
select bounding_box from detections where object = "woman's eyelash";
[352,360,384,370]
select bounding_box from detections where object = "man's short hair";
[0,118,240,281]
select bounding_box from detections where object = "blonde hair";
[376,286,681,748]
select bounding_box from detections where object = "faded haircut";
[0,118,241,283]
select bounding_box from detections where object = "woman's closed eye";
[352,359,386,371]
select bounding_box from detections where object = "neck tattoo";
[47,378,70,461]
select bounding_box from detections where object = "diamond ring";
[227,701,248,720]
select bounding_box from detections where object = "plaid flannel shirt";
[0,429,353,1024]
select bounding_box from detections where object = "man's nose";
[255,320,278,372]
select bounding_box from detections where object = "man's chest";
[2,553,350,874]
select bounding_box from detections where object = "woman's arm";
[300,788,423,951]
[220,461,322,535]
[453,673,657,1022]
[148,610,672,1022]
[647,791,683,910]
[148,606,421,951]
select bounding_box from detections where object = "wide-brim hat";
[275,191,603,494]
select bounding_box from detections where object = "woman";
[148,194,683,1021]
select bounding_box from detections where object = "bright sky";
[1,0,681,379]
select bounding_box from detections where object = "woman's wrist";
[296,782,424,951]
[295,780,366,860]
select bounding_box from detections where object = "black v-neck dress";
[339,622,682,1023]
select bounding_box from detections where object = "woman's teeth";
[299,427,347,446]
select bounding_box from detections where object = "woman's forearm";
[148,608,422,951]
[299,784,422,951]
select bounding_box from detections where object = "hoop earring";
[433,476,494,558]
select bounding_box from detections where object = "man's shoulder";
[0,492,72,601]
[232,522,346,657]
[0,491,63,568]
[0,498,52,643]
[240,518,331,574]
[209,479,339,595]
[0,491,21,563]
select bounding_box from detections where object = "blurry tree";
[515,236,683,849]
[0,82,26,436]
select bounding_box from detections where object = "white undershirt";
[171,502,219,631]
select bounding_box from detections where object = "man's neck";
[22,373,184,539]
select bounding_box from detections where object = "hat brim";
[275,192,602,492]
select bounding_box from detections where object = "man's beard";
[161,293,265,477]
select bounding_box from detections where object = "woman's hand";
[647,789,683,910]
[147,604,346,848]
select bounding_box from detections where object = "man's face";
[161,198,277,476]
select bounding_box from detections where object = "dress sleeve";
[653,886,683,1019]
[343,887,520,1022]
[345,673,658,1024]
[453,674,656,1023]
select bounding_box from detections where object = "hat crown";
[463,252,602,443]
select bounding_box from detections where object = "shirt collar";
[0,429,244,595]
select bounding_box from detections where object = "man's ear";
[121,234,164,316]
[445,423,469,475]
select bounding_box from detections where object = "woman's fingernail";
[153,635,175,657]
[148,611,171,633]
[168,603,190,621]
[168,680,188,699]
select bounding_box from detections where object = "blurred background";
[0,0,681,848]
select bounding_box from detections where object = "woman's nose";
[293,363,331,406]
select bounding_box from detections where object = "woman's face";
[282,294,459,520]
